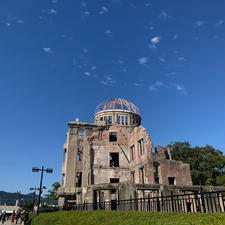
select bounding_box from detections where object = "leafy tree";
[168,142,225,186]
[44,182,60,201]
[19,200,34,211]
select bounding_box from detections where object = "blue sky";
[0,0,224,195]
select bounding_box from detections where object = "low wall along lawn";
[30,210,225,225]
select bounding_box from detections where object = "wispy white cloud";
[82,48,88,54]
[101,75,115,86]
[105,29,112,35]
[138,57,149,65]
[170,83,187,95]
[194,20,204,27]
[216,20,224,26]
[133,79,144,87]
[48,9,57,14]
[177,56,186,61]
[91,65,96,70]
[145,3,151,7]
[159,11,170,20]
[43,47,54,54]
[5,22,11,26]
[52,0,58,3]
[149,81,187,95]
[99,6,108,15]
[148,36,161,49]
[83,11,90,17]
[17,20,24,24]
[158,57,165,62]
[151,37,160,44]
[84,71,91,76]
[81,2,87,7]
[173,34,178,40]
[149,81,164,92]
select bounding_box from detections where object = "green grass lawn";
[30,210,225,225]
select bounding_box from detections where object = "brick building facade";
[57,98,193,208]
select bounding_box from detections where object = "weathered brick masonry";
[57,98,223,209]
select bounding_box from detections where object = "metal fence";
[72,191,225,213]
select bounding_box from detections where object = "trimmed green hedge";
[31,210,225,225]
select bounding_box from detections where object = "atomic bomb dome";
[94,98,141,126]
[95,98,140,115]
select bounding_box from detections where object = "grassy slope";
[31,210,225,225]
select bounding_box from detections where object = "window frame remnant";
[108,115,112,123]
[131,171,135,182]
[138,138,144,155]
[125,116,128,125]
[109,132,117,142]
[153,162,159,184]
[139,167,145,184]
[165,150,170,160]
[130,145,135,161]
[117,115,120,124]
[110,178,119,183]
[78,130,84,135]
[76,172,82,187]
[110,152,119,167]
[168,177,175,185]
[62,173,65,186]
[121,116,124,124]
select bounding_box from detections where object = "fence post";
[171,191,174,212]
[200,187,206,213]
[130,196,132,210]
[157,196,160,212]
[147,193,150,212]
[216,192,222,212]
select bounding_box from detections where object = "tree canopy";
[44,182,60,201]
[168,142,225,186]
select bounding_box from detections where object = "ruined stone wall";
[128,126,153,184]
[91,125,131,184]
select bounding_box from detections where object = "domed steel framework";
[95,98,140,115]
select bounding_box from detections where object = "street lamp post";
[29,187,40,210]
[32,166,53,215]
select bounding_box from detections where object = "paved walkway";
[3,220,17,225]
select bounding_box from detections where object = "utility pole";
[32,166,53,215]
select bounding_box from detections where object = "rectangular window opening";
[153,162,159,184]
[117,116,120,124]
[121,116,124,124]
[78,130,84,135]
[76,172,82,187]
[110,178,119,183]
[100,117,103,121]
[111,189,116,194]
[131,171,135,183]
[104,116,107,121]
[109,132,117,142]
[165,151,170,160]
[139,167,144,184]
[168,177,175,185]
[130,145,135,161]
[62,173,65,186]
[125,116,128,125]
[138,138,144,155]
[108,116,112,123]
[110,152,119,167]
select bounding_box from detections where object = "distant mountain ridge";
[0,191,41,206]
